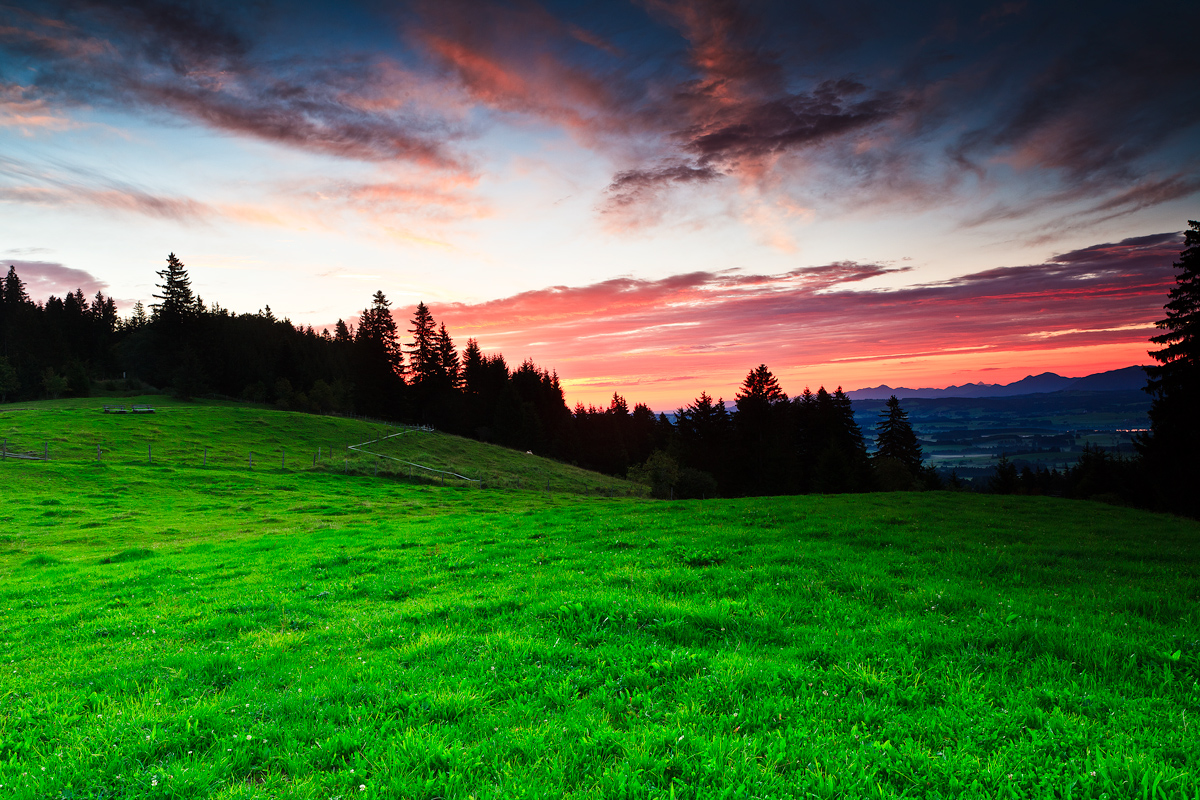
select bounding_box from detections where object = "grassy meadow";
[1,398,1198,798]
[0,397,640,494]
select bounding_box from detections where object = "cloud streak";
[3,259,107,300]
[2,1,1196,233]
[436,231,1181,406]
[0,2,468,170]
[0,155,214,221]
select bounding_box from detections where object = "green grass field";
[0,397,640,494]
[1,399,1198,798]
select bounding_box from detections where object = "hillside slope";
[0,396,641,495]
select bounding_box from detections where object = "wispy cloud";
[0,155,214,221]
[0,2,468,170]
[435,231,1181,405]
[2,259,107,300]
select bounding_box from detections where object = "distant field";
[1,401,1197,798]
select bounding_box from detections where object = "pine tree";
[462,338,484,393]
[1137,220,1200,514]
[736,364,787,406]
[436,322,460,389]
[3,266,29,306]
[874,395,923,472]
[355,291,403,376]
[151,253,195,328]
[406,301,438,384]
[126,301,149,330]
[0,355,18,402]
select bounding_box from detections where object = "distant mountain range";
[846,365,1148,400]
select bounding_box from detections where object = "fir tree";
[3,266,29,306]
[0,356,18,402]
[436,322,460,389]
[874,395,923,472]
[736,364,787,406]
[1137,220,1200,514]
[151,253,195,328]
[462,338,484,393]
[406,301,438,384]
[355,291,403,376]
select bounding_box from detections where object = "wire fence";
[347,426,482,485]
[0,435,348,471]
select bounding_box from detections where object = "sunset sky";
[1,0,1197,408]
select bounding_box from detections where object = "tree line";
[2,223,1196,516]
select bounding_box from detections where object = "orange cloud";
[430,231,1180,408]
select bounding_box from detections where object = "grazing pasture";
[0,401,1197,798]
[0,397,639,494]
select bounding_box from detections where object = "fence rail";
[346,426,482,484]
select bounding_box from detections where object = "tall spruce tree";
[406,301,438,384]
[1137,220,1200,515]
[874,395,923,477]
[436,322,460,389]
[461,338,484,393]
[150,253,195,328]
[356,291,403,377]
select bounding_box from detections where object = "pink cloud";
[3,260,107,301]
[431,231,1181,408]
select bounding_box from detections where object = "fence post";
[312,452,316,468]
[282,449,286,469]
[204,446,208,466]
[97,444,101,460]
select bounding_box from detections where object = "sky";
[1,0,1197,409]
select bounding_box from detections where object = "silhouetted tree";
[734,364,790,495]
[151,253,195,328]
[989,454,1019,494]
[406,302,439,385]
[1137,220,1200,515]
[357,291,403,376]
[436,323,460,390]
[0,356,17,402]
[874,395,923,489]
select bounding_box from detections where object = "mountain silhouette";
[847,366,1147,400]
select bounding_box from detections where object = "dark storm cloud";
[604,160,722,209]
[2,0,1196,222]
[0,1,465,169]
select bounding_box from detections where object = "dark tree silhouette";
[356,291,403,377]
[151,253,196,328]
[874,395,923,474]
[0,356,17,401]
[1138,220,1200,515]
[436,323,460,390]
[734,364,790,495]
[406,301,439,385]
